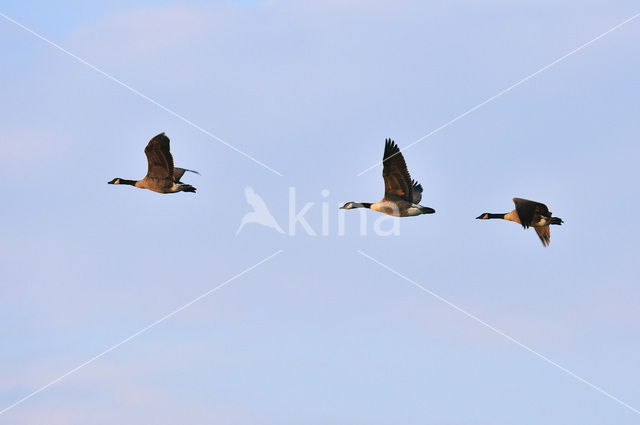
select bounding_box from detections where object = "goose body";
[108,133,198,194]
[341,139,435,217]
[476,198,563,246]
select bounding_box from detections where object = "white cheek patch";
[405,206,424,216]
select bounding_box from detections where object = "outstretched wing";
[534,226,551,247]
[382,139,413,202]
[144,133,174,180]
[411,180,423,204]
[173,167,200,183]
[513,198,550,228]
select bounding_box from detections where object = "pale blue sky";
[1,1,639,424]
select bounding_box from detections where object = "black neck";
[487,213,506,219]
[354,202,372,209]
[119,179,137,186]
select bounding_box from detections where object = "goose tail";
[180,184,197,193]
[549,217,563,225]
[420,206,436,214]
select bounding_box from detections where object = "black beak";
[475,215,483,219]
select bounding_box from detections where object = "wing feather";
[513,198,550,228]
[173,168,199,183]
[534,226,551,247]
[144,133,174,180]
[173,167,186,182]
[411,179,423,204]
[382,139,413,202]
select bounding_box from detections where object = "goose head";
[340,202,371,210]
[340,202,356,210]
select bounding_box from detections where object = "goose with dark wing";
[340,139,435,217]
[476,198,563,246]
[108,133,198,194]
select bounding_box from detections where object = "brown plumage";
[534,227,551,247]
[173,167,199,184]
[382,139,414,202]
[108,133,197,194]
[476,197,563,247]
[144,133,175,182]
[512,198,550,228]
[340,139,434,217]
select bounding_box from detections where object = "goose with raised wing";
[108,133,198,194]
[340,139,435,217]
[476,198,563,246]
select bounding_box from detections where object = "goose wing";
[411,180,423,204]
[513,198,550,228]
[382,139,414,202]
[144,133,174,180]
[173,167,200,183]
[534,226,551,247]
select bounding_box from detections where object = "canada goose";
[108,133,198,194]
[340,139,435,217]
[476,198,563,246]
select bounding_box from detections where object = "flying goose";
[108,133,198,194]
[340,139,435,217]
[476,198,563,246]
